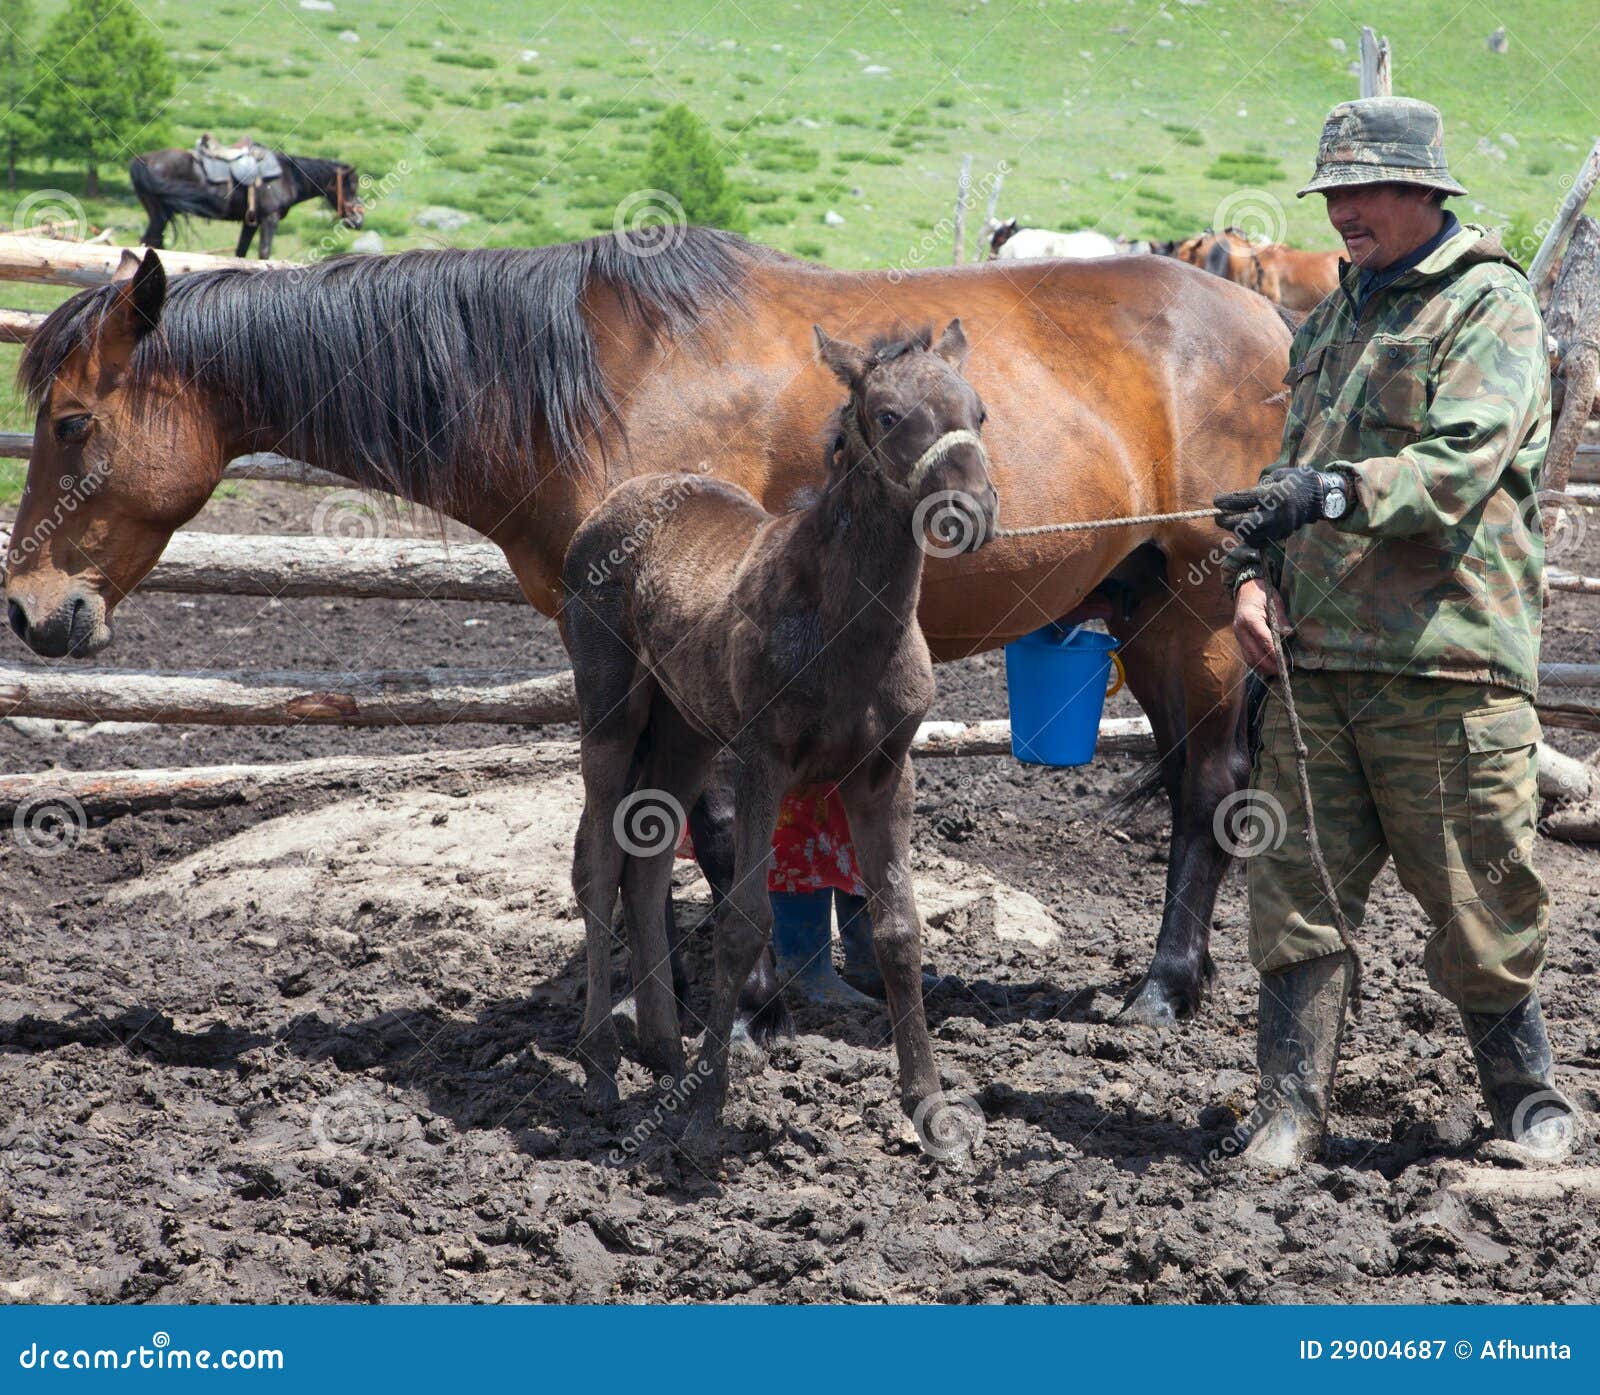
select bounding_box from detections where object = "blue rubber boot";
[769,890,877,1009]
[837,891,942,998]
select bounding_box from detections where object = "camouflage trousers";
[1246,669,1548,1012]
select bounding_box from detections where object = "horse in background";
[130,146,363,258]
[982,217,1119,260]
[1162,227,1340,311]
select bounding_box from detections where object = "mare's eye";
[978,408,988,426]
[54,414,92,443]
[876,410,899,430]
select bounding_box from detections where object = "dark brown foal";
[562,320,998,1152]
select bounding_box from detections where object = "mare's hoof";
[907,1089,986,1164]
[1118,976,1196,1027]
[737,995,794,1049]
[583,1073,620,1113]
[678,1113,727,1161]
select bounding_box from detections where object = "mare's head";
[5,250,226,658]
[813,318,998,553]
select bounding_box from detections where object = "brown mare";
[564,320,995,1146]
[3,230,1288,1035]
[1169,228,1340,312]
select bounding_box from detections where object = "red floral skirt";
[675,784,863,895]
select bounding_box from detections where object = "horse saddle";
[193,135,282,187]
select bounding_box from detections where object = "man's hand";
[1232,577,1289,676]
[1214,467,1346,548]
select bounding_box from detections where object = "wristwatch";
[1318,469,1351,521]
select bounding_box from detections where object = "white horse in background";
[981,217,1121,260]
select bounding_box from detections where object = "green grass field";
[3,0,1594,502]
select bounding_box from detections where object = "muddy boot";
[770,890,877,1009]
[1460,993,1577,1165]
[1239,951,1353,1173]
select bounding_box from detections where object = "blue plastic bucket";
[1004,624,1125,767]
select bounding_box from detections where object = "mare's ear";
[932,318,970,371]
[813,324,869,387]
[90,248,166,387]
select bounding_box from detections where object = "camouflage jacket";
[1222,223,1551,695]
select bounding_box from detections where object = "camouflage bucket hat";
[1297,96,1467,198]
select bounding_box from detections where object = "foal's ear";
[813,324,869,387]
[932,318,970,370]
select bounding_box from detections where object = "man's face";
[1322,183,1445,269]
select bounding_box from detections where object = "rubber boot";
[769,890,877,1009]
[1239,951,1353,1173]
[837,892,883,993]
[1460,992,1577,1165]
[838,892,942,998]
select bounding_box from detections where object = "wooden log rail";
[1,716,1592,822]
[0,233,292,288]
[0,527,525,604]
[0,663,575,727]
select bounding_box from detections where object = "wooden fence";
[3,202,1600,833]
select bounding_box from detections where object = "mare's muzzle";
[6,587,109,658]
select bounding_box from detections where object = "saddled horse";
[3,229,1289,1031]
[1165,227,1340,312]
[130,148,364,259]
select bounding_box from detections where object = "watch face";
[1323,488,1346,519]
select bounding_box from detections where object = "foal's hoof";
[1118,977,1195,1028]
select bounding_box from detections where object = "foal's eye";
[876,410,900,430]
[978,408,988,427]
[54,414,92,443]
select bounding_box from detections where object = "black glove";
[1214,467,1348,548]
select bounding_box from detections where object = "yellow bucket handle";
[1106,650,1126,699]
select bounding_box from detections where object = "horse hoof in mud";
[564,318,997,1145]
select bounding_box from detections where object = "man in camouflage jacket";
[1214,96,1575,1170]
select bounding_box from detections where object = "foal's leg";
[682,754,784,1152]
[621,716,709,1083]
[687,756,793,1044]
[837,754,941,1117]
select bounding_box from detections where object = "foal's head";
[813,319,998,554]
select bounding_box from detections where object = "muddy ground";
[2,484,1598,1304]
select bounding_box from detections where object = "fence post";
[1359,26,1392,97]
[952,154,973,265]
[1542,215,1600,504]
[1528,138,1600,294]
